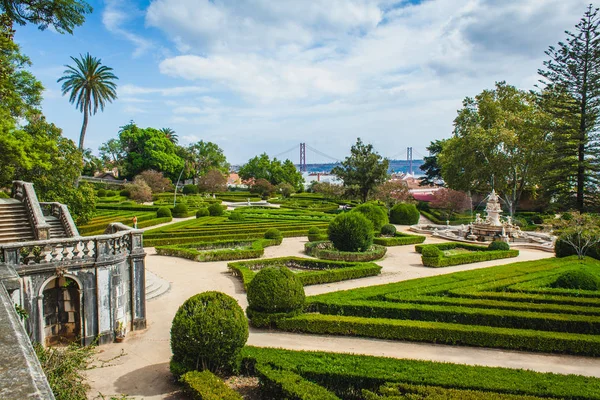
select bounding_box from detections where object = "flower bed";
[228,256,382,289]
[304,241,387,262]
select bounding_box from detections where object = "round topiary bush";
[182,184,198,195]
[172,203,189,217]
[488,241,510,251]
[264,228,283,240]
[105,190,116,197]
[157,207,172,218]
[422,246,443,258]
[119,189,130,198]
[229,212,245,221]
[380,224,397,236]
[247,267,305,314]
[551,270,600,291]
[351,202,389,231]
[196,208,210,218]
[208,203,224,216]
[97,189,107,197]
[328,212,374,252]
[390,203,420,225]
[308,226,320,236]
[170,291,248,376]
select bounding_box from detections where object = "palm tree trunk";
[79,108,89,150]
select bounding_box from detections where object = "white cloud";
[122,105,148,114]
[103,0,154,57]
[119,84,207,96]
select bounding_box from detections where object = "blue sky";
[15,0,589,164]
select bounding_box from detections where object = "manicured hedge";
[180,370,242,400]
[241,346,600,399]
[305,241,386,262]
[228,256,382,290]
[416,242,518,267]
[156,238,281,262]
[255,362,340,400]
[373,232,425,246]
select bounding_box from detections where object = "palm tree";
[58,53,118,150]
[160,127,178,144]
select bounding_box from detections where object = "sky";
[15,0,590,164]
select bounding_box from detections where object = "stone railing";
[12,181,51,241]
[40,202,79,237]
[0,223,144,268]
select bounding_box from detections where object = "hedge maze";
[77,209,171,235]
[242,346,600,400]
[274,256,600,356]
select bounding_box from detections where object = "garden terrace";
[272,256,600,356]
[143,210,330,246]
[155,238,281,262]
[416,242,519,267]
[228,256,382,289]
[242,346,600,400]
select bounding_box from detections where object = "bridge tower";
[407,147,413,175]
[300,143,307,172]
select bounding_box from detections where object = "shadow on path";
[114,362,184,399]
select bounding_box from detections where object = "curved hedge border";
[180,370,242,400]
[228,256,382,289]
[373,232,425,246]
[416,243,518,267]
[305,241,387,262]
[156,238,281,262]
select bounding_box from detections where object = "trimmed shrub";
[157,207,172,218]
[380,224,397,236]
[97,189,107,197]
[264,228,283,240]
[422,246,443,258]
[390,203,420,225]
[328,212,374,252]
[208,203,224,216]
[183,184,199,195]
[488,241,510,251]
[119,189,130,197]
[170,291,248,376]
[172,203,189,218]
[105,190,116,197]
[247,267,305,313]
[373,232,425,246]
[552,270,600,291]
[351,202,389,231]
[229,212,244,221]
[196,207,210,218]
[308,226,320,236]
[180,370,242,400]
[305,241,386,262]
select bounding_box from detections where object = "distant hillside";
[300,159,425,175]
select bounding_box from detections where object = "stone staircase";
[45,215,67,239]
[0,199,35,244]
[145,269,170,300]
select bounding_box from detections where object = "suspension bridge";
[270,143,427,174]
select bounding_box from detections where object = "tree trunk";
[79,108,89,150]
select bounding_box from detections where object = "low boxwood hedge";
[305,241,386,262]
[373,232,425,246]
[156,238,281,262]
[241,346,600,399]
[254,362,340,400]
[416,243,518,267]
[228,256,382,290]
[180,370,242,400]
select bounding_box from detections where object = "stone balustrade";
[40,202,79,237]
[12,181,51,240]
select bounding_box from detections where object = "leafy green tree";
[538,4,600,212]
[58,53,118,150]
[238,153,271,182]
[439,82,550,216]
[98,138,125,171]
[160,127,178,144]
[197,169,227,194]
[332,138,389,203]
[119,123,184,180]
[419,139,446,186]
[185,140,230,180]
[81,148,103,176]
[239,153,303,190]
[552,212,600,259]
[1,0,92,34]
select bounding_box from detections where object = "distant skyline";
[15,0,589,164]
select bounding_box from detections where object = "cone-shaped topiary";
[328,212,374,252]
[390,203,420,225]
[351,202,389,231]
[551,270,600,291]
[170,291,248,376]
[247,267,305,313]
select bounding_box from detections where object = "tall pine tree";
[539,4,600,212]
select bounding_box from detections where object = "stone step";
[145,270,170,301]
[0,225,34,234]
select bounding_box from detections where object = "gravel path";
[84,233,597,400]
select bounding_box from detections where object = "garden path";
[85,236,597,400]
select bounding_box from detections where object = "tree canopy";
[239,153,304,191]
[331,138,389,203]
[0,0,92,34]
[185,140,230,179]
